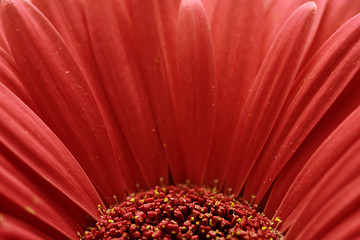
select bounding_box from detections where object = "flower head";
[0,0,359,239]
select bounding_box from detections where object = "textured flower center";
[82,185,282,239]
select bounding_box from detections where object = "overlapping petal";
[0,0,358,238]
[223,2,317,195]
[244,12,360,202]
[285,158,360,239]
[30,0,143,194]
[264,69,360,216]
[176,0,216,185]
[0,81,103,238]
[276,105,360,224]
[86,0,170,190]
[1,0,125,202]
[0,214,50,239]
[128,0,189,184]
[0,47,36,110]
[204,0,264,187]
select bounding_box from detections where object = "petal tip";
[180,0,203,9]
[303,1,318,13]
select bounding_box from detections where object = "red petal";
[0,82,104,228]
[33,0,144,193]
[86,0,169,189]
[305,0,360,62]
[223,2,317,195]
[200,0,217,23]
[176,0,216,185]
[264,69,360,216]
[244,12,360,202]
[0,20,10,52]
[0,156,85,239]
[30,0,99,81]
[274,106,360,225]
[0,214,50,239]
[130,0,187,183]
[320,209,360,240]
[284,162,360,238]
[204,0,263,188]
[261,0,326,61]
[0,47,36,110]
[1,0,126,202]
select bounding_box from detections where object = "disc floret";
[83,185,282,239]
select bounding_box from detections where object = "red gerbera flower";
[0,0,359,239]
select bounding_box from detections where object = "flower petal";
[0,47,36,110]
[200,0,217,23]
[223,2,317,195]
[284,162,360,239]
[0,154,86,239]
[130,0,186,183]
[244,12,360,202]
[305,0,360,62]
[262,0,326,61]
[176,0,216,185]
[1,0,126,202]
[86,0,169,189]
[0,20,10,52]
[264,69,360,216]
[0,82,104,228]
[204,0,264,188]
[320,209,360,240]
[274,105,360,225]
[30,0,99,80]
[32,0,144,194]
[0,214,50,240]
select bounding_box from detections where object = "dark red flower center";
[82,185,282,239]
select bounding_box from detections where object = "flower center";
[82,185,282,239]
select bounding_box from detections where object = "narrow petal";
[1,0,125,202]
[244,12,360,202]
[130,0,186,183]
[86,0,168,188]
[305,0,360,62]
[30,0,99,80]
[0,20,10,52]
[0,155,86,239]
[0,82,103,220]
[262,0,326,61]
[264,69,360,216]
[284,167,360,239]
[33,0,143,194]
[200,0,217,23]
[223,2,316,195]
[204,0,263,188]
[0,47,36,110]
[176,0,216,185]
[274,105,360,224]
[320,209,360,240]
[0,214,50,240]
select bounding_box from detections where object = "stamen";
[97,204,105,216]
[274,217,283,229]
[82,185,283,240]
[250,194,256,207]
[113,195,119,205]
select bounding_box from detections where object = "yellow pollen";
[24,206,35,215]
